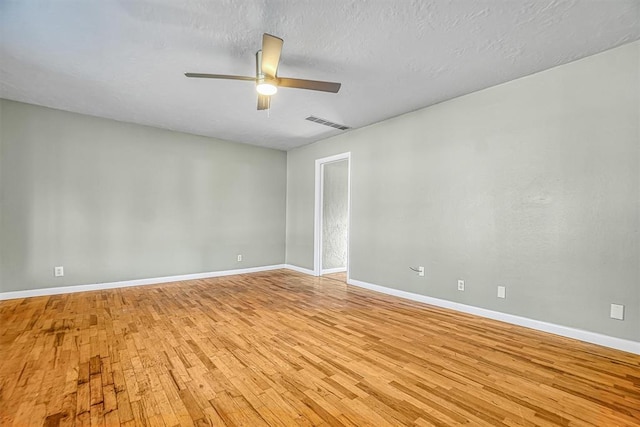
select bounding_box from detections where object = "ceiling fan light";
[256,82,277,96]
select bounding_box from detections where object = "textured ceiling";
[1,1,639,150]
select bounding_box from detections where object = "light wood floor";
[322,273,347,283]
[1,270,639,426]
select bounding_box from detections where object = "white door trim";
[314,152,351,277]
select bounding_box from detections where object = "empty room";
[1,1,639,426]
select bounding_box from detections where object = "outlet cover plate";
[457,280,464,291]
[54,266,64,277]
[497,286,506,299]
[610,304,624,320]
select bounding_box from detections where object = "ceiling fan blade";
[277,77,341,93]
[257,94,271,110]
[185,73,256,81]
[261,34,283,79]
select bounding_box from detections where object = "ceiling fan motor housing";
[255,50,278,95]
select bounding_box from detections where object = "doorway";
[314,153,351,280]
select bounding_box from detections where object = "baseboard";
[284,264,316,276]
[0,264,286,300]
[347,278,640,355]
[321,267,347,274]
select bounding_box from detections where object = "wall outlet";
[610,304,624,320]
[54,266,64,277]
[457,280,465,291]
[497,285,506,299]
[417,266,425,277]
[237,254,242,262]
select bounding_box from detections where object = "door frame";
[314,152,351,278]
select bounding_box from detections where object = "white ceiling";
[1,1,638,151]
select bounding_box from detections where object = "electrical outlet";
[418,266,424,277]
[457,280,464,291]
[610,304,624,320]
[237,254,242,262]
[54,266,64,277]
[497,286,506,299]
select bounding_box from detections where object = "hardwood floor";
[1,270,639,426]
[322,272,347,283]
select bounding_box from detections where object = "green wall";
[286,41,640,341]
[0,99,286,292]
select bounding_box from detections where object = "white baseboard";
[347,278,640,355]
[0,264,286,301]
[321,267,347,274]
[284,264,316,276]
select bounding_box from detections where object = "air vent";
[305,116,350,131]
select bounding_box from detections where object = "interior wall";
[322,160,348,271]
[285,41,640,341]
[0,99,287,293]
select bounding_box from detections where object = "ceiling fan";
[185,33,341,110]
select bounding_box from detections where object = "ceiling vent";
[305,116,350,131]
